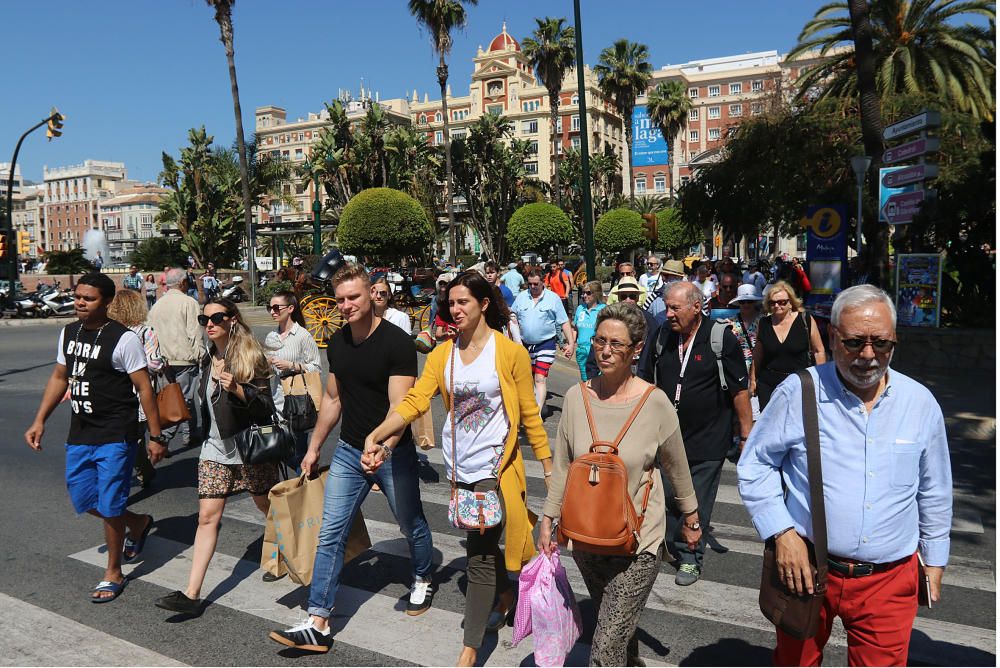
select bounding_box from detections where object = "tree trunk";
[438,58,457,265]
[848,0,887,286]
[624,118,635,204]
[550,88,561,206]
[218,13,256,297]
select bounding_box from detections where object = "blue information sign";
[631,106,669,167]
[801,205,848,303]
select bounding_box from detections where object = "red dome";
[488,27,519,52]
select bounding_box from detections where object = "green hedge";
[656,208,700,255]
[337,188,433,259]
[506,202,574,255]
[594,208,645,253]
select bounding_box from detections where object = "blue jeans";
[307,439,433,619]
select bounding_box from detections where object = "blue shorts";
[65,441,137,518]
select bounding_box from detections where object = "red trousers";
[774,553,919,667]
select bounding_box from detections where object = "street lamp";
[850,155,871,256]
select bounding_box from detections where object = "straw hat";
[661,260,686,277]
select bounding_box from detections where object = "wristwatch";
[685,520,701,530]
[149,434,169,445]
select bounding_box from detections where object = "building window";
[452,129,467,140]
[689,109,699,121]
[708,106,721,119]
[527,140,538,154]
[752,79,764,92]
[654,175,666,193]
[295,148,304,159]
[435,130,444,145]
[571,136,581,149]
[281,150,289,159]
[635,177,647,194]
[796,233,808,252]
[419,114,427,124]
[488,104,504,116]
[522,100,540,112]
[571,93,579,105]
[522,119,538,134]
[689,130,699,142]
[688,87,699,98]
[708,128,721,141]
[730,82,742,95]
[729,104,743,117]
[571,114,580,131]
[751,102,764,115]
[708,85,720,97]
[556,118,563,133]
[523,162,538,175]
[433,112,442,122]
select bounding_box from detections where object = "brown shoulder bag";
[758,369,828,640]
[557,382,656,556]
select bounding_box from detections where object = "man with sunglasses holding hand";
[738,285,952,666]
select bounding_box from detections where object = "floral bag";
[446,341,504,534]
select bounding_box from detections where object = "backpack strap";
[710,320,730,392]
[579,381,601,446]
[611,384,657,450]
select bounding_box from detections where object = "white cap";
[730,283,763,303]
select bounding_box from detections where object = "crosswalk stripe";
[221,496,996,664]
[421,448,987,534]
[0,592,187,666]
[68,536,672,667]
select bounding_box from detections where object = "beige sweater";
[147,289,203,365]
[543,382,698,556]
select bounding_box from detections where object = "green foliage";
[255,279,294,307]
[646,80,692,171]
[595,265,614,284]
[506,202,574,255]
[45,248,94,274]
[594,208,645,253]
[129,237,188,271]
[558,146,623,236]
[457,253,480,268]
[656,208,700,255]
[595,39,653,160]
[337,187,433,260]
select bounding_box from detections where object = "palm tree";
[206,0,254,287]
[408,0,478,264]
[789,0,995,120]
[594,39,653,200]
[646,80,692,199]
[522,17,576,205]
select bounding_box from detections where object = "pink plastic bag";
[512,548,582,667]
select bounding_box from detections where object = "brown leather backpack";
[557,382,656,556]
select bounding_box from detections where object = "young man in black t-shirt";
[25,273,166,603]
[270,264,433,654]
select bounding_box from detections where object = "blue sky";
[4,1,835,183]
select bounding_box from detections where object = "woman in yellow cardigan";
[364,271,552,667]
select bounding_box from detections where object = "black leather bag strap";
[797,370,828,573]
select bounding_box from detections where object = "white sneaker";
[406,578,433,616]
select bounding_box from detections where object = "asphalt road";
[0,320,994,666]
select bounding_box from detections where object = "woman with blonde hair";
[750,280,826,408]
[155,298,282,616]
[572,280,606,380]
[108,289,163,491]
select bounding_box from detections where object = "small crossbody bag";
[446,341,505,535]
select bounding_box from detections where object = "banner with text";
[631,106,670,167]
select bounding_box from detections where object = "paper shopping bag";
[261,510,289,578]
[281,371,323,413]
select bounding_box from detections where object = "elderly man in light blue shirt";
[511,269,575,415]
[738,284,951,667]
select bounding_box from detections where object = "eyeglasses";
[591,336,635,354]
[720,284,737,291]
[198,312,231,326]
[267,304,290,313]
[839,336,896,353]
[770,299,790,307]
[528,282,543,288]
[647,264,660,269]
[619,293,640,301]
[620,270,635,276]
[373,290,389,298]
[582,290,593,295]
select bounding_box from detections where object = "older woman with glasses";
[750,280,826,409]
[572,280,606,380]
[538,302,699,666]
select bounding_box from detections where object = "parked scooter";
[221,276,247,303]
[36,282,75,316]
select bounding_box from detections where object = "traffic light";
[641,213,658,243]
[18,231,31,255]
[46,107,65,141]
[0,232,8,260]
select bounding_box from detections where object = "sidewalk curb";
[0,316,72,328]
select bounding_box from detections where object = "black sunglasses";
[198,312,231,326]
[582,290,593,295]
[619,293,640,301]
[267,304,291,313]
[840,337,896,353]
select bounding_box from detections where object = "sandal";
[123,515,154,562]
[91,577,128,603]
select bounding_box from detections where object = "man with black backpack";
[639,282,753,585]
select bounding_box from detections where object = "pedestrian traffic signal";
[46,107,65,141]
[0,232,8,260]
[641,213,658,243]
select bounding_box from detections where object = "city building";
[0,162,24,199]
[100,183,169,262]
[10,185,43,260]
[41,160,127,253]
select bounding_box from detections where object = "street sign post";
[883,110,942,141]
[882,164,940,188]
[881,190,934,225]
[882,137,940,165]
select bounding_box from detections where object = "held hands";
[537,516,555,556]
[561,343,575,359]
[775,529,816,595]
[25,421,45,451]
[361,438,389,475]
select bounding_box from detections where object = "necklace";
[68,320,109,384]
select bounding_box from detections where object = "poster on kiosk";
[801,205,848,316]
[896,254,942,327]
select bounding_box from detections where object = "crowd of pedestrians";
[23,256,954,667]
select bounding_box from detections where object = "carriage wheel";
[416,305,432,332]
[573,265,588,287]
[301,295,343,348]
[400,304,429,335]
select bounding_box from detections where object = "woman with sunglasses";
[572,280,606,380]
[264,291,321,474]
[750,280,826,409]
[363,271,553,667]
[372,277,412,334]
[155,298,282,616]
[538,302,698,667]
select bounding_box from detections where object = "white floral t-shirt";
[442,335,510,484]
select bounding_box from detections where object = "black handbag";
[233,404,295,466]
[282,376,318,431]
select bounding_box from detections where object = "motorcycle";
[221,276,247,303]
[36,281,75,317]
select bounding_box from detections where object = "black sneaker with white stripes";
[406,577,433,616]
[268,619,333,653]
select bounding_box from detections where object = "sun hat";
[508,262,518,269]
[615,277,642,296]
[661,260,686,277]
[730,284,764,303]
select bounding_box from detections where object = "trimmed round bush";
[594,208,645,253]
[506,202,575,255]
[337,187,433,258]
[656,207,700,254]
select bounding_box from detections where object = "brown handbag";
[156,363,191,428]
[556,382,656,556]
[758,369,828,640]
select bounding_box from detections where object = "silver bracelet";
[379,443,392,460]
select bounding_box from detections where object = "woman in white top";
[365,271,553,667]
[372,277,412,334]
[264,291,322,473]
